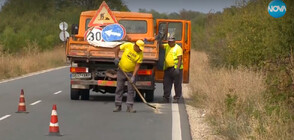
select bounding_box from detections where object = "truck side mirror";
[71,24,79,35]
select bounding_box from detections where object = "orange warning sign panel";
[88,1,117,27]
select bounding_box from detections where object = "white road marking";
[54,91,62,95]
[30,100,42,105]
[0,115,11,121]
[0,66,69,84]
[172,87,182,140]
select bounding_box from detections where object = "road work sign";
[88,1,117,27]
[102,24,126,42]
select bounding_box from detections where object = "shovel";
[119,67,157,110]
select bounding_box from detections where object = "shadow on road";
[89,94,116,102]
[88,94,162,103]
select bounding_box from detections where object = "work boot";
[113,105,121,112]
[173,98,179,103]
[173,97,181,103]
[161,97,170,103]
[126,105,136,113]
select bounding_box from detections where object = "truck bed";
[66,38,159,63]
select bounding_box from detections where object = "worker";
[112,40,144,113]
[160,37,183,103]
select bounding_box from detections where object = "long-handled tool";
[119,67,157,109]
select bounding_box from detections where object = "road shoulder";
[183,84,224,140]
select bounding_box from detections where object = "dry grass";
[0,45,66,80]
[188,50,293,140]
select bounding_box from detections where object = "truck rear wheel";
[145,90,154,102]
[81,89,90,100]
[135,90,143,102]
[135,90,154,102]
[71,88,80,100]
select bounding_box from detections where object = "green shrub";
[190,0,294,139]
[0,0,129,53]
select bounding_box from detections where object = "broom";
[119,67,157,110]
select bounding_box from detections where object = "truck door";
[155,19,191,83]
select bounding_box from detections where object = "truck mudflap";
[71,80,153,89]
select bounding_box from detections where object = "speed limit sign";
[85,27,103,43]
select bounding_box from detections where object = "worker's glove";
[173,68,180,77]
[130,76,135,84]
[114,58,119,66]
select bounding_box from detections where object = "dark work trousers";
[115,68,135,107]
[163,67,183,99]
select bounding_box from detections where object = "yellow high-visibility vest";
[163,43,183,70]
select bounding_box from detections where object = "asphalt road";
[0,67,191,140]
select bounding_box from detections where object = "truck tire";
[71,88,80,100]
[81,89,90,100]
[145,90,154,102]
[135,90,143,102]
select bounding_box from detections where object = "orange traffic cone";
[48,104,62,136]
[16,89,28,113]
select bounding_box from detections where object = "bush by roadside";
[188,50,293,139]
[0,0,129,54]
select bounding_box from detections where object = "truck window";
[85,18,91,31]
[185,23,188,42]
[118,20,147,34]
[158,22,182,41]
[168,22,182,41]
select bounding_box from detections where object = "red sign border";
[88,1,118,27]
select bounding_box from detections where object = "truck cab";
[67,9,191,102]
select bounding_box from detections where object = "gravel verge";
[183,84,225,140]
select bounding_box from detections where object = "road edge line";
[172,87,182,140]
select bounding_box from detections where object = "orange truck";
[66,3,191,101]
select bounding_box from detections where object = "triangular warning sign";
[88,1,117,27]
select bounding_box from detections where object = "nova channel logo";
[268,0,286,18]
